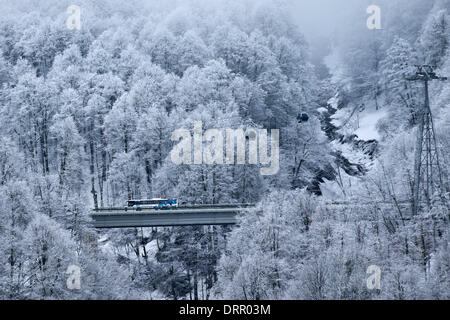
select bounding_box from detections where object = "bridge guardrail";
[92,203,256,212]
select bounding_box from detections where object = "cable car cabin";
[297,113,309,123]
[125,198,178,211]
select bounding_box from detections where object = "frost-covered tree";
[417,9,449,67]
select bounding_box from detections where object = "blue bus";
[125,198,178,211]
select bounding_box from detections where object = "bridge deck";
[91,206,252,228]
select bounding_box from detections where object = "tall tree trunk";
[89,133,98,209]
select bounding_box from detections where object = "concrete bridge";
[91,204,254,228]
[90,200,432,228]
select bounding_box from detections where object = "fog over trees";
[0,0,449,299]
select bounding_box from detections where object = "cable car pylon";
[406,65,448,216]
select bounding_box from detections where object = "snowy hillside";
[0,0,449,301]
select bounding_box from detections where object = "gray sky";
[291,0,374,77]
[292,0,370,40]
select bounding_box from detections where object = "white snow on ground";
[354,109,388,141]
[317,107,328,114]
[145,239,159,258]
[98,238,116,256]
[320,107,387,200]
[98,230,160,263]
[331,107,349,127]
[98,235,109,243]
[320,96,388,200]
[328,96,339,109]
[320,175,357,200]
[330,140,373,168]
[320,177,345,199]
[320,140,376,201]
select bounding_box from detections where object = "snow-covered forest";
[0,0,449,299]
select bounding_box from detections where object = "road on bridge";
[91,204,254,228]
